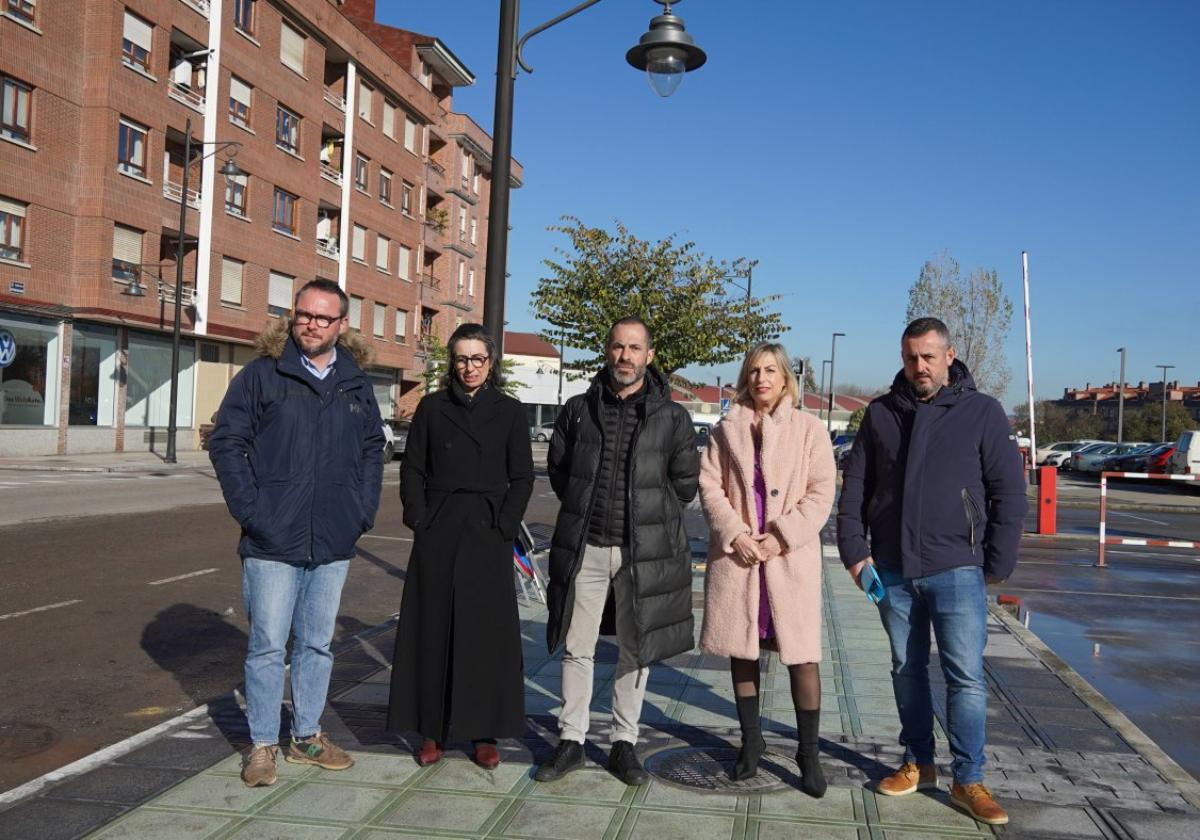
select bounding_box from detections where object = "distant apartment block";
[0,0,520,455]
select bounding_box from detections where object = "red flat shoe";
[416,739,443,766]
[474,742,500,770]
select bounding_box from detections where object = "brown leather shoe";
[950,782,1009,825]
[474,742,501,770]
[876,762,938,796]
[416,739,443,766]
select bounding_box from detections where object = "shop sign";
[0,329,16,368]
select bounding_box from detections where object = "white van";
[1168,430,1200,475]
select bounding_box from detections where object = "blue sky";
[382,1,1199,410]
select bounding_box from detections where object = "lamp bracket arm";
[516,0,607,75]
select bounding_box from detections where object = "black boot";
[733,695,766,781]
[535,739,585,782]
[795,709,827,798]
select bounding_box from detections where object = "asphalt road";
[0,457,563,794]
[1024,506,1200,543]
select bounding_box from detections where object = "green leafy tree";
[419,333,523,397]
[906,251,1014,397]
[847,407,866,433]
[533,217,788,377]
[1122,402,1195,444]
[1013,400,1105,442]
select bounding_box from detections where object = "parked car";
[693,416,719,451]
[1036,440,1102,465]
[1101,444,1166,473]
[531,422,555,442]
[382,418,411,461]
[1146,444,1176,474]
[1168,430,1200,475]
[1071,442,1150,474]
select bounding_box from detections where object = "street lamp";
[722,258,758,350]
[827,332,845,435]
[818,359,831,419]
[483,0,707,354]
[1157,364,1175,443]
[1115,347,1127,444]
[161,116,242,463]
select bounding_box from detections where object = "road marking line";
[148,568,219,586]
[361,534,412,542]
[1111,511,1170,526]
[999,587,1199,602]
[0,599,83,621]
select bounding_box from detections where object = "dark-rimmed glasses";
[452,355,490,369]
[293,310,343,328]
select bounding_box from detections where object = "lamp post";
[482,0,706,354]
[1115,347,1127,444]
[1157,364,1175,443]
[721,258,758,349]
[818,359,831,421]
[154,117,241,463]
[827,332,845,435]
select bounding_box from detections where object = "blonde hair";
[733,343,799,410]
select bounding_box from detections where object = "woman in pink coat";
[699,343,836,796]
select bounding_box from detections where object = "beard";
[610,361,646,388]
[294,329,337,359]
[908,374,942,399]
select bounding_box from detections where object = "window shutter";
[376,236,389,269]
[220,257,243,304]
[230,77,251,107]
[112,225,142,263]
[382,102,395,138]
[352,225,366,260]
[398,245,410,280]
[280,21,305,73]
[268,271,293,311]
[403,116,416,152]
[123,12,153,52]
[395,309,407,340]
[349,297,362,329]
[0,198,26,217]
[373,303,385,337]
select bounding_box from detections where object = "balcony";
[420,274,442,306]
[157,279,197,307]
[323,88,346,112]
[167,80,205,112]
[320,162,343,186]
[163,180,201,210]
[316,239,339,261]
[177,0,210,17]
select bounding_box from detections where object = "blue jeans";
[876,565,988,784]
[242,557,349,746]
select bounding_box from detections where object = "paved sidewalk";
[2,541,1199,839]
[0,450,213,473]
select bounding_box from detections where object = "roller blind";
[382,101,395,138]
[280,21,305,73]
[112,225,142,263]
[348,296,362,330]
[268,271,293,311]
[123,12,152,51]
[229,77,251,106]
[0,198,26,217]
[220,257,243,304]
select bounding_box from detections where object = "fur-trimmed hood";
[253,317,375,368]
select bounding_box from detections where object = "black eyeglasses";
[452,355,490,368]
[294,310,343,328]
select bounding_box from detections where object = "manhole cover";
[0,721,58,759]
[644,745,801,793]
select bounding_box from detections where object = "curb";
[990,603,1200,810]
[0,463,211,474]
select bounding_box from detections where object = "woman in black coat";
[387,323,534,769]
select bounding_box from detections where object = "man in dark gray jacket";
[537,317,699,785]
[837,317,1026,826]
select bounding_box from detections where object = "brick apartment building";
[0,0,519,455]
[1058,380,1200,424]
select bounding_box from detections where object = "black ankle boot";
[733,695,766,781]
[795,709,827,798]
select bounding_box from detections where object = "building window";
[275,104,300,154]
[279,20,306,75]
[348,296,362,331]
[373,303,385,338]
[2,76,32,144]
[468,268,475,297]
[419,60,431,89]
[457,261,465,294]
[458,207,467,242]
[470,217,477,246]
[351,224,366,262]
[382,100,396,140]
[395,308,408,343]
[70,325,119,426]
[117,118,147,177]
[232,0,254,35]
[354,153,369,192]
[403,115,417,154]
[125,330,194,428]
[357,80,373,122]
[121,11,153,73]
[375,234,389,271]
[267,270,293,316]
[224,171,248,217]
[400,181,413,216]
[220,256,243,305]
[0,197,26,262]
[7,0,36,24]
[398,244,411,281]
[0,314,61,426]
[460,151,471,182]
[111,224,142,281]
[228,76,252,128]
[379,168,393,205]
[272,187,297,235]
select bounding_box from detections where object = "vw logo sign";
[0,329,16,369]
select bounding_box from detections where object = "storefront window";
[370,372,394,421]
[125,330,195,427]
[0,315,61,426]
[69,325,119,425]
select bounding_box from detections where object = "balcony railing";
[320,162,343,186]
[177,0,210,16]
[158,280,197,306]
[167,81,205,112]
[163,180,201,210]
[323,89,346,112]
[316,239,339,260]
[427,159,445,176]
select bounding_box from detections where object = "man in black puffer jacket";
[536,317,699,786]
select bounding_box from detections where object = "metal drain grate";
[644,746,801,793]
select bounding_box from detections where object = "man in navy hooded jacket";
[210,279,384,788]
[837,317,1026,827]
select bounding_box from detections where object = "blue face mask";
[861,564,886,605]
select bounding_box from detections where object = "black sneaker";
[535,739,585,782]
[609,740,649,786]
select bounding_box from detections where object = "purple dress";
[754,431,775,640]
